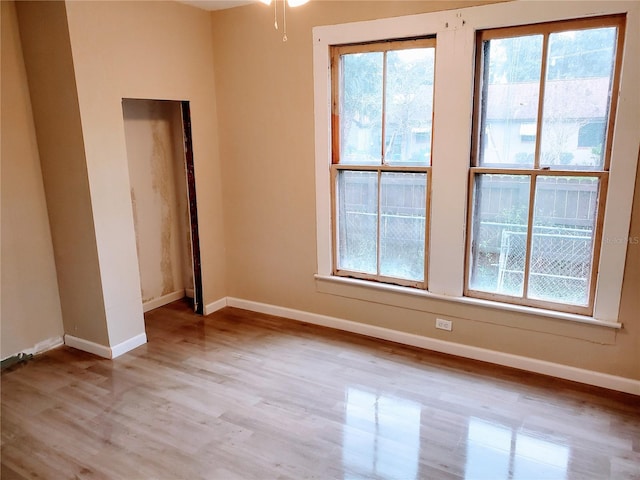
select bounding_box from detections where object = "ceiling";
[177,0,256,10]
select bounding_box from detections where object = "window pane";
[336,171,378,273]
[341,52,383,165]
[479,35,543,167]
[379,173,426,281]
[540,27,617,169]
[469,174,530,296]
[528,176,598,305]
[385,48,434,166]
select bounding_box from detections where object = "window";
[331,38,435,288]
[467,16,625,314]
[314,2,637,325]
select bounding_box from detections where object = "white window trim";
[313,1,639,324]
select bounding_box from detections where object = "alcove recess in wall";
[122,99,198,313]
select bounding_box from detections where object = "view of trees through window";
[340,47,434,165]
[479,26,617,169]
[332,39,434,286]
[329,15,624,314]
[485,27,616,83]
[468,17,622,312]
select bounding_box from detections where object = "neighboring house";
[483,77,610,167]
[340,77,609,298]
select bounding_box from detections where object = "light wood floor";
[2,300,639,479]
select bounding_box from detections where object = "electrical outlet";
[435,318,452,331]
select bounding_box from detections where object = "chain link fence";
[498,225,593,304]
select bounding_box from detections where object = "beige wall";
[211,1,640,380]
[4,0,637,382]
[9,0,225,351]
[1,1,64,358]
[16,1,110,346]
[123,99,193,305]
[63,0,225,343]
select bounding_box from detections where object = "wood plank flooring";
[2,299,639,479]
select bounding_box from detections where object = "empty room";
[1,0,639,478]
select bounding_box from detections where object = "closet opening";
[123,99,203,315]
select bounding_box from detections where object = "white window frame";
[331,38,435,289]
[313,1,639,325]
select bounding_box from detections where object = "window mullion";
[588,172,608,311]
[424,168,431,289]
[331,51,341,165]
[381,51,388,164]
[376,169,382,278]
[378,50,386,279]
[526,30,546,299]
[522,173,537,299]
[474,39,491,167]
[331,166,340,274]
[533,33,549,170]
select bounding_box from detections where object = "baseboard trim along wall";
[64,333,147,359]
[204,297,227,315]
[143,289,186,313]
[64,335,112,358]
[224,297,640,396]
[110,333,148,358]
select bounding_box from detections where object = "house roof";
[486,77,610,121]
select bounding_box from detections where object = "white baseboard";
[226,297,640,396]
[204,297,227,315]
[64,332,147,359]
[64,335,112,359]
[32,336,65,355]
[143,289,185,313]
[185,288,195,299]
[1,336,64,361]
[111,333,147,358]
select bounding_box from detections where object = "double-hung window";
[466,16,625,315]
[331,38,435,288]
[316,2,637,324]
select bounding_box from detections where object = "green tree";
[486,26,617,84]
[340,48,434,163]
